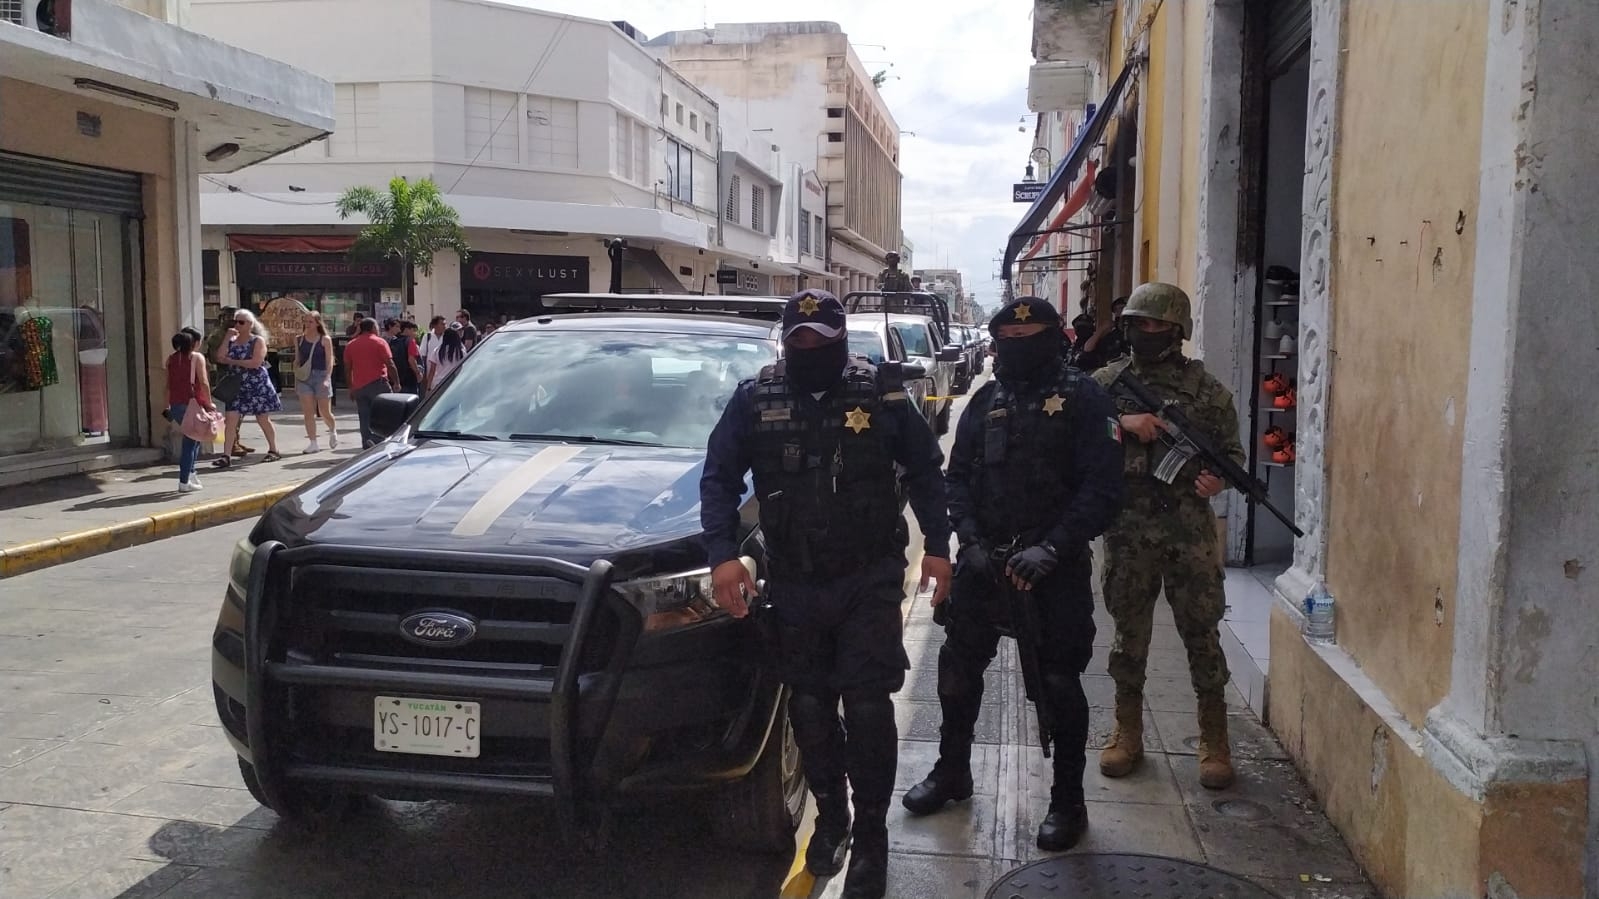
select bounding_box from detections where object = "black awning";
[1002,63,1134,282]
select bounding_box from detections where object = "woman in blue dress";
[212,309,282,468]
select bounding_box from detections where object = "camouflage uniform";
[878,253,913,292]
[1091,282,1244,789]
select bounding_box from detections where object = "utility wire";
[446,15,574,194]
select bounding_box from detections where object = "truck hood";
[257,439,736,577]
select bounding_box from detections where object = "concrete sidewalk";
[0,405,360,578]
[834,586,1381,899]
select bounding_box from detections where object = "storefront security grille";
[0,152,144,218]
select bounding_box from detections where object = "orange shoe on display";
[1272,443,1297,465]
[1262,373,1289,397]
[1273,388,1297,410]
[1263,426,1290,450]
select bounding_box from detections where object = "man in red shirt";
[343,318,400,448]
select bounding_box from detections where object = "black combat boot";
[806,789,852,877]
[840,803,889,899]
[901,758,974,816]
[1036,801,1088,851]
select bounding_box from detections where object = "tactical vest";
[972,364,1082,541]
[1103,357,1210,489]
[749,357,906,580]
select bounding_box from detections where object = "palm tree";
[335,176,470,310]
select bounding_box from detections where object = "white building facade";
[186,0,795,336]
[0,0,331,483]
[646,22,904,295]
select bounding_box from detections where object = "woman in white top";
[424,325,467,394]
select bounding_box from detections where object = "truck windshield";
[415,330,774,447]
[847,330,887,363]
[891,322,932,358]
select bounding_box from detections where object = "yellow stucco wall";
[1323,0,1487,723]
[1137,2,1170,285]
[1175,0,1204,296]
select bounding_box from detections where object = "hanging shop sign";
[1013,182,1046,203]
[460,252,589,293]
[234,252,402,289]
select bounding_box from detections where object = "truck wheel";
[711,696,807,854]
[237,756,355,827]
[935,403,951,436]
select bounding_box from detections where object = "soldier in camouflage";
[878,252,914,292]
[1091,282,1244,790]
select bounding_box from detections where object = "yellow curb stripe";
[0,483,300,579]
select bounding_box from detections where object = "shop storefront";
[232,244,404,339]
[459,251,589,324]
[0,152,143,458]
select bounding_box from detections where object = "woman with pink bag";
[166,330,220,493]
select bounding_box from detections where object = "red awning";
[227,234,356,254]
[1020,160,1098,263]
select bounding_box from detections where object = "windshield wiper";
[508,433,662,447]
[413,429,501,441]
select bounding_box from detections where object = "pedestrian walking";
[423,325,466,394]
[211,309,281,468]
[294,312,338,453]
[203,307,254,457]
[1092,282,1245,790]
[165,330,218,492]
[700,290,954,899]
[343,317,399,449]
[901,296,1125,851]
[418,315,447,391]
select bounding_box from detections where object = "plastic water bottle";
[1304,583,1335,643]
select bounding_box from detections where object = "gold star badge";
[798,296,821,316]
[844,406,872,434]
[1012,304,1032,322]
[1043,393,1066,416]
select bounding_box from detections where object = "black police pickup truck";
[211,295,805,849]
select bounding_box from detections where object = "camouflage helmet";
[1121,282,1193,339]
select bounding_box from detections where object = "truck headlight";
[616,569,720,632]
[227,537,256,607]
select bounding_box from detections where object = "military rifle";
[1111,369,1304,538]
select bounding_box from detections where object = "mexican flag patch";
[1107,417,1123,443]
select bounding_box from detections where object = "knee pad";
[787,690,840,744]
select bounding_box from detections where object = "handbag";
[211,368,242,404]
[181,403,224,442]
[293,337,313,382]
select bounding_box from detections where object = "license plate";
[373,696,480,758]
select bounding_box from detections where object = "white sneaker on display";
[306,439,321,454]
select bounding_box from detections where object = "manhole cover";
[987,853,1281,899]
[1213,799,1273,821]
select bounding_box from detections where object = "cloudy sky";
[517,0,1036,313]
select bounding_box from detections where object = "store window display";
[0,203,137,457]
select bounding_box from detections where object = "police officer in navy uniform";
[701,290,954,899]
[901,296,1125,851]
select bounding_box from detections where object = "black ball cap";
[989,296,1061,335]
[782,289,847,341]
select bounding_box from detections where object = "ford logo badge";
[399,611,478,648]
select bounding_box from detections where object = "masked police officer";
[901,296,1124,851]
[700,290,954,899]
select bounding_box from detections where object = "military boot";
[806,789,851,877]
[1035,801,1088,852]
[1097,693,1145,777]
[1197,696,1235,789]
[840,803,889,899]
[901,758,973,816]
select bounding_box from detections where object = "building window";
[464,87,519,163]
[705,120,714,141]
[675,102,684,125]
[614,111,650,185]
[725,174,742,223]
[689,111,698,132]
[331,83,381,156]
[751,185,765,233]
[664,139,693,203]
[798,208,812,254]
[814,215,824,256]
[827,107,844,118]
[528,95,579,168]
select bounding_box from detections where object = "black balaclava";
[1128,324,1181,364]
[996,329,1062,383]
[785,338,850,393]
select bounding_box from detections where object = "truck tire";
[711,695,807,855]
[238,756,356,827]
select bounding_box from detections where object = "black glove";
[1006,543,1059,588]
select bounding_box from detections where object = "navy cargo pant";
[764,555,910,830]
[935,548,1095,805]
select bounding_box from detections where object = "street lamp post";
[1025,146,1054,182]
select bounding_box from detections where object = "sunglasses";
[233,319,250,325]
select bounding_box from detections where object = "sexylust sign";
[461,252,589,293]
